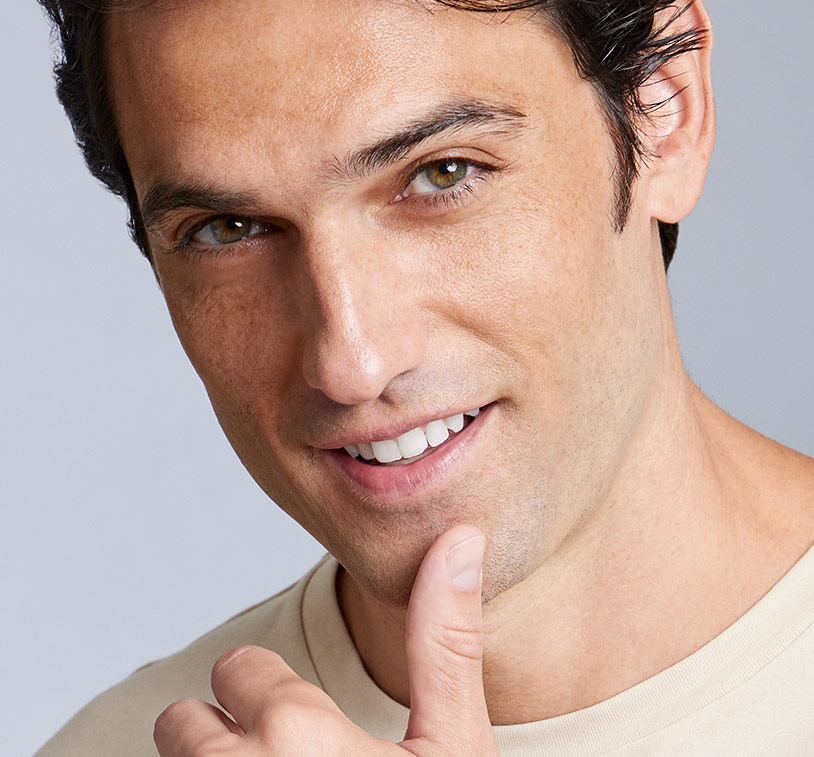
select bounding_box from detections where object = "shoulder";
[36,557,331,757]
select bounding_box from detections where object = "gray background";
[2,2,812,755]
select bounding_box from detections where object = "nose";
[298,224,427,406]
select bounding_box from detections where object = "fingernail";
[446,535,486,590]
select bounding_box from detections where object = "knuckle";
[254,684,345,744]
[255,698,313,738]
[213,645,278,675]
[211,646,292,693]
[436,623,484,662]
[260,669,318,708]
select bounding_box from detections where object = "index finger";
[210,645,338,734]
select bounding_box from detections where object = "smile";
[342,408,482,466]
[324,402,496,500]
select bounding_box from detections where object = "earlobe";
[638,0,716,225]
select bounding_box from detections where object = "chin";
[339,525,544,613]
[342,544,428,611]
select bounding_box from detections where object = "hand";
[154,525,498,756]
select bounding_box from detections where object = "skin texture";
[154,525,499,756]
[103,0,814,749]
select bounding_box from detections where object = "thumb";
[400,525,498,756]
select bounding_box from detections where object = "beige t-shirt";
[37,546,814,756]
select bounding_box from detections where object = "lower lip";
[323,403,496,501]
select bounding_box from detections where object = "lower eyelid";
[186,219,265,246]
[410,161,483,193]
[170,221,264,257]
[408,169,494,211]
[409,162,479,194]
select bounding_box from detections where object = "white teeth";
[444,413,464,433]
[371,439,402,463]
[345,406,483,463]
[424,419,450,447]
[397,427,429,459]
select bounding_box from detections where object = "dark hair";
[38,0,705,269]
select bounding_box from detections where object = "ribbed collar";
[301,543,814,755]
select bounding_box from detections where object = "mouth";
[340,407,482,466]
[322,402,496,500]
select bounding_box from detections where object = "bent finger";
[154,698,242,756]
[211,645,337,734]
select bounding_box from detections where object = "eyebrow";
[140,98,527,231]
[335,99,528,179]
[141,184,261,234]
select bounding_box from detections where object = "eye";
[402,159,477,197]
[190,216,265,246]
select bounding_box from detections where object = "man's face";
[108,0,667,606]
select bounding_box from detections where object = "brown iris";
[424,160,468,189]
[205,216,252,244]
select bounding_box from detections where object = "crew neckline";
[301,543,814,755]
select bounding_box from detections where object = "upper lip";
[311,403,489,450]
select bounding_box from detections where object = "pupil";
[429,160,466,188]
[208,216,253,244]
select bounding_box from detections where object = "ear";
[637,0,716,224]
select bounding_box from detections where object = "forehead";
[106,0,580,193]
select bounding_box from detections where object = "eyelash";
[396,158,496,211]
[170,157,497,258]
[171,218,267,260]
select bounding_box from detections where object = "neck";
[337,375,814,724]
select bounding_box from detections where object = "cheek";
[412,165,619,387]
[157,263,301,442]
[160,273,336,536]
[420,143,657,503]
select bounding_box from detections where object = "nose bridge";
[299,220,426,405]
